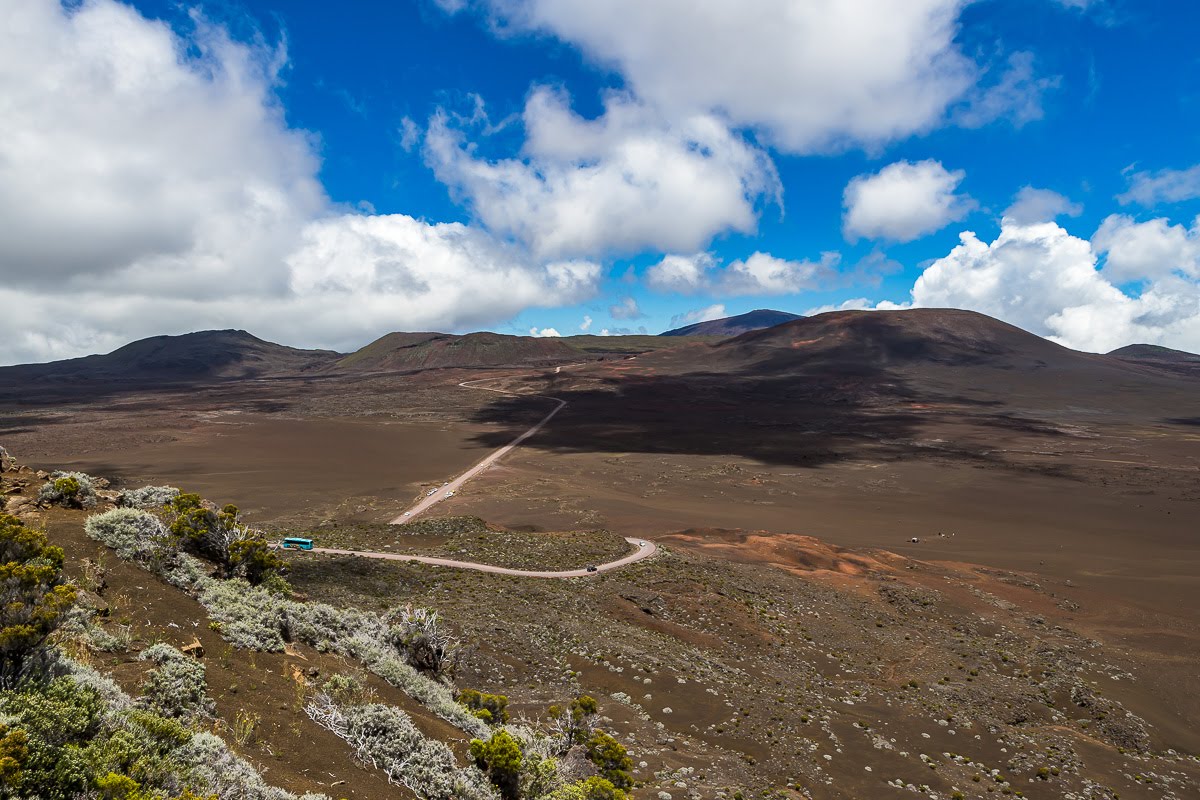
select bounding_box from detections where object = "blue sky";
[1,0,1199,362]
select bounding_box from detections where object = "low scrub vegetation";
[85,500,490,738]
[117,485,180,510]
[138,643,215,722]
[0,666,331,800]
[0,512,327,800]
[0,513,76,688]
[458,688,510,724]
[36,471,99,510]
[305,692,496,800]
[82,491,643,799]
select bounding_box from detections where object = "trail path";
[388,372,572,524]
[304,537,656,578]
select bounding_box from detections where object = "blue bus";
[281,537,314,551]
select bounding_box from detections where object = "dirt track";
[298,536,656,578]
[388,376,568,523]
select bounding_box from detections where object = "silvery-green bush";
[179,732,330,800]
[307,694,497,800]
[85,507,172,562]
[118,484,180,509]
[59,656,330,800]
[139,642,214,720]
[37,470,99,509]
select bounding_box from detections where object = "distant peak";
[661,309,803,337]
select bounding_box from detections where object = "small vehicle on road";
[586,565,598,572]
[445,490,455,497]
[402,511,411,517]
[281,537,314,551]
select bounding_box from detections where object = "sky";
[2,0,1199,364]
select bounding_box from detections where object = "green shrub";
[584,731,633,790]
[164,494,283,586]
[470,730,523,800]
[458,689,510,724]
[548,695,599,749]
[545,776,628,800]
[0,722,29,790]
[0,514,77,688]
[228,537,285,587]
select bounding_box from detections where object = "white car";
[445,490,455,497]
[402,511,411,517]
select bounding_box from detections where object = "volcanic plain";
[2,309,1198,800]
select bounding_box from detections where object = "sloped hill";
[1109,343,1200,377]
[660,308,802,337]
[713,308,1087,371]
[0,330,338,385]
[573,308,1197,422]
[336,331,578,372]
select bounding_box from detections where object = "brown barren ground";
[4,311,1200,799]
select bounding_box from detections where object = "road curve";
[389,376,569,524]
[301,537,657,578]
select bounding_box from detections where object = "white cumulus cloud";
[425,88,779,261]
[901,218,1200,352]
[843,160,976,243]
[647,251,840,296]
[529,326,562,337]
[609,296,644,320]
[0,0,600,364]
[1091,215,1200,283]
[446,0,1048,152]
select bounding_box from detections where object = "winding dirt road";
[304,537,657,578]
